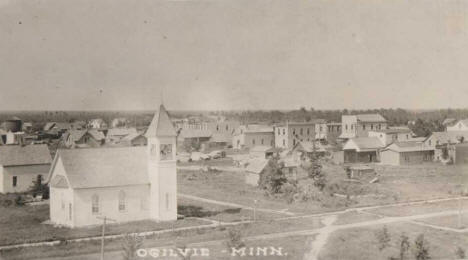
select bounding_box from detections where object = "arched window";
[92,194,99,214]
[118,191,126,212]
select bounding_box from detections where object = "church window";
[69,203,72,220]
[118,191,126,212]
[261,139,264,145]
[12,176,17,187]
[150,144,158,157]
[92,194,99,214]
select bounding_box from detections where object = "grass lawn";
[2,218,320,260]
[364,199,468,217]
[178,197,286,222]
[0,204,208,246]
[178,161,468,217]
[319,222,468,260]
[333,210,382,225]
[414,213,468,230]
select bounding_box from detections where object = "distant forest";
[1,108,468,137]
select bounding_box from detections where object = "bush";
[121,234,144,260]
[15,195,25,206]
[413,234,430,260]
[455,247,465,259]
[374,225,391,251]
[226,227,245,250]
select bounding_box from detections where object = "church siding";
[73,184,150,227]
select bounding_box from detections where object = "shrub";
[374,225,391,251]
[455,246,465,259]
[121,234,144,260]
[413,234,430,260]
[226,227,245,250]
[15,195,25,206]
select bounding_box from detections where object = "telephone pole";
[96,216,116,260]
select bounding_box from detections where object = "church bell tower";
[145,104,177,221]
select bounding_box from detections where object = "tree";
[374,225,391,251]
[306,150,326,191]
[121,234,144,260]
[226,227,245,250]
[455,247,465,259]
[258,159,287,195]
[28,176,49,199]
[399,233,410,260]
[413,234,430,260]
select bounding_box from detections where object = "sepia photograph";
[1,0,468,259]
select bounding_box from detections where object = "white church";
[46,105,177,227]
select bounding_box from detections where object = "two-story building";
[339,114,387,140]
[368,128,413,146]
[232,125,274,149]
[274,122,317,149]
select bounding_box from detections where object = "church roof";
[145,104,177,138]
[52,146,149,189]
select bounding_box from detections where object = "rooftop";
[52,146,149,189]
[0,144,52,166]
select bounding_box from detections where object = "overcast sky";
[1,0,468,111]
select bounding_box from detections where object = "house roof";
[443,118,457,126]
[370,128,412,134]
[52,146,149,189]
[87,129,106,141]
[107,127,138,137]
[245,158,269,174]
[238,125,274,134]
[145,104,177,138]
[426,131,468,144]
[0,145,52,166]
[179,129,212,139]
[383,141,434,153]
[65,129,88,142]
[343,137,384,152]
[355,114,387,123]
[293,141,327,153]
[121,132,145,142]
[209,133,232,143]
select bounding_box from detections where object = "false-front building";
[47,105,177,227]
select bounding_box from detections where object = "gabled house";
[380,142,434,166]
[119,133,147,147]
[339,114,387,140]
[447,119,468,132]
[88,119,108,129]
[177,129,212,151]
[0,145,52,193]
[244,158,269,186]
[343,137,384,163]
[233,125,274,149]
[47,105,177,228]
[61,129,106,148]
[368,128,414,146]
[424,131,468,161]
[106,128,138,143]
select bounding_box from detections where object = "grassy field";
[364,199,468,217]
[1,217,321,260]
[319,222,468,260]
[0,203,208,246]
[333,210,382,225]
[414,214,468,229]
[178,160,468,216]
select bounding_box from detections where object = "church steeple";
[145,104,177,138]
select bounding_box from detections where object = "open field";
[319,222,468,260]
[0,203,208,246]
[414,214,468,230]
[364,199,468,217]
[179,160,468,213]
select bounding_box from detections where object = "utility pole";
[97,216,116,260]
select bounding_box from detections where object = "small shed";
[244,159,269,186]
